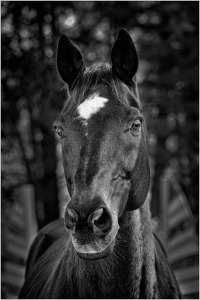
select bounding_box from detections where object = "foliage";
[2,1,199,229]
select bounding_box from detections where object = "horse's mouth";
[76,245,112,260]
[71,232,117,260]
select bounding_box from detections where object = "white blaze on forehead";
[77,93,109,120]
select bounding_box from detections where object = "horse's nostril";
[91,208,104,224]
[89,207,112,235]
[64,208,78,231]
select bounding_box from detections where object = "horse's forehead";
[77,93,109,120]
[61,82,141,141]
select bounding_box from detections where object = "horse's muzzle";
[64,202,119,260]
[70,227,118,260]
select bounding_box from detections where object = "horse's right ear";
[57,34,85,87]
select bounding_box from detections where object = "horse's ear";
[126,133,150,211]
[111,28,138,83]
[57,34,85,87]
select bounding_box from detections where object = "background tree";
[2,1,198,232]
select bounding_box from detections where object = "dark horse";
[19,29,181,299]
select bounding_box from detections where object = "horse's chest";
[68,262,136,299]
[71,276,131,299]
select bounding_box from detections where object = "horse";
[19,28,181,299]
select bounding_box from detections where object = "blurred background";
[1,1,199,299]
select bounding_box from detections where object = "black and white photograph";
[1,1,199,299]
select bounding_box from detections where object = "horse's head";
[54,29,150,260]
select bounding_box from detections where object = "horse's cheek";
[62,138,81,178]
[110,180,130,216]
[123,136,141,171]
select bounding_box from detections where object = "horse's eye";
[130,119,142,133]
[56,127,63,138]
[120,170,131,180]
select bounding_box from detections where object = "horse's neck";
[113,209,144,298]
[115,201,157,298]
[138,200,157,298]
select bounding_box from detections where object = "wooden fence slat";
[179,279,199,295]
[20,184,37,247]
[160,167,199,298]
[7,240,27,260]
[167,195,184,216]
[12,201,24,219]
[159,173,169,245]
[2,184,38,300]
[7,231,26,248]
[2,272,24,288]
[168,239,198,258]
[4,262,25,278]
[174,265,199,283]
[167,206,191,229]
[9,212,25,230]
[168,228,196,251]
[168,242,198,263]
[5,293,19,299]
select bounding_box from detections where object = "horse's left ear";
[111,28,138,83]
[57,34,85,87]
[126,132,150,210]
